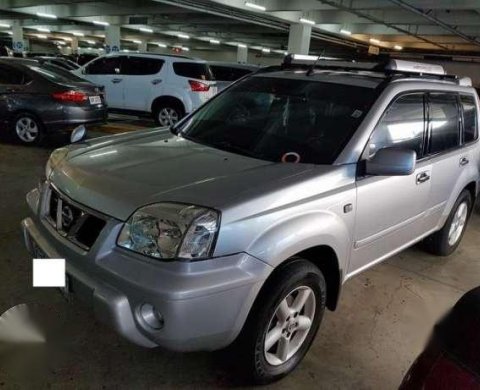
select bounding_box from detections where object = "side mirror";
[70,125,87,143]
[366,147,416,176]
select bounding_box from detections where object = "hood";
[50,129,318,220]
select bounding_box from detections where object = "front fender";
[246,210,351,273]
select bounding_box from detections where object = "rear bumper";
[44,105,108,132]
[22,188,271,351]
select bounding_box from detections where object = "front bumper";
[22,188,271,351]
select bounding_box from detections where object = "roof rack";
[281,54,466,84]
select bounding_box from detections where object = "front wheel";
[422,190,472,256]
[233,258,326,384]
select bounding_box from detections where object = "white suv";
[73,53,217,126]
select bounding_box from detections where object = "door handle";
[460,157,469,166]
[111,78,123,84]
[151,79,162,85]
[416,172,430,184]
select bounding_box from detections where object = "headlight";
[117,203,220,260]
[45,147,69,178]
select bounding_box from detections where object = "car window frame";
[459,93,479,146]
[120,56,165,76]
[0,63,32,86]
[84,55,123,75]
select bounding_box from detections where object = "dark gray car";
[0,58,107,144]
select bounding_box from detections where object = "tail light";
[52,90,88,103]
[188,80,210,92]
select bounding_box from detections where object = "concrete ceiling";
[1,0,480,56]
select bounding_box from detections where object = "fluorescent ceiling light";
[394,45,403,50]
[369,38,380,44]
[153,42,167,47]
[299,17,315,25]
[292,54,319,61]
[340,29,352,35]
[7,31,12,35]
[261,47,270,53]
[122,49,130,52]
[56,41,66,45]
[36,12,57,19]
[132,39,142,44]
[36,34,47,39]
[86,40,95,44]
[72,32,84,37]
[245,2,266,11]
[62,37,72,41]
[0,23,10,28]
[36,27,50,32]
[182,46,189,51]
[93,20,109,26]
[178,33,190,39]
[139,28,153,33]
[237,43,247,48]
[209,39,220,44]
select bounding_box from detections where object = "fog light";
[139,303,164,330]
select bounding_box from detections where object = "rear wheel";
[232,258,326,384]
[152,101,184,127]
[11,113,44,145]
[422,190,472,256]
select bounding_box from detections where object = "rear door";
[121,56,165,111]
[0,64,32,121]
[82,56,124,108]
[350,93,432,274]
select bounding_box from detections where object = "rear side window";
[0,64,29,85]
[428,93,460,154]
[122,57,164,75]
[85,57,121,75]
[210,65,252,81]
[460,95,478,143]
[173,62,213,80]
[368,93,425,159]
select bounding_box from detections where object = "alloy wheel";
[448,201,468,246]
[15,117,39,143]
[157,107,179,126]
[264,286,316,366]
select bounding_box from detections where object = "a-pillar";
[287,23,312,55]
[105,25,121,54]
[139,41,147,52]
[12,22,27,54]
[237,45,248,63]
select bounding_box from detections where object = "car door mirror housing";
[365,147,416,176]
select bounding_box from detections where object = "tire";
[152,101,184,127]
[422,190,472,256]
[232,257,326,384]
[10,113,45,145]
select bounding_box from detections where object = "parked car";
[0,58,107,144]
[72,53,217,126]
[34,56,80,71]
[22,57,480,383]
[208,61,259,91]
[400,286,480,389]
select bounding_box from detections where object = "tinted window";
[173,62,213,80]
[461,95,477,143]
[210,65,252,81]
[428,93,460,154]
[180,76,379,164]
[368,94,425,158]
[85,57,121,75]
[27,64,86,83]
[0,64,29,85]
[122,57,164,75]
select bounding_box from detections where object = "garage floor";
[1,126,479,389]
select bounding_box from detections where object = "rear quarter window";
[460,94,478,143]
[173,62,213,80]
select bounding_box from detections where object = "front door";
[349,93,431,276]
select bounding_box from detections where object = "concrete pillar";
[237,45,248,63]
[287,23,312,55]
[139,41,147,52]
[105,25,120,54]
[12,22,27,54]
[71,37,78,54]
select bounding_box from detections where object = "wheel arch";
[151,95,185,114]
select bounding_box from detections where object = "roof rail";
[281,54,460,83]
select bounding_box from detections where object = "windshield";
[180,76,380,164]
[28,64,86,83]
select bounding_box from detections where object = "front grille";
[46,186,106,250]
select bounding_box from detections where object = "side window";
[121,57,164,75]
[0,64,28,85]
[368,93,425,159]
[460,95,478,143]
[85,57,121,75]
[428,93,460,154]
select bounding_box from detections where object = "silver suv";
[22,57,480,384]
